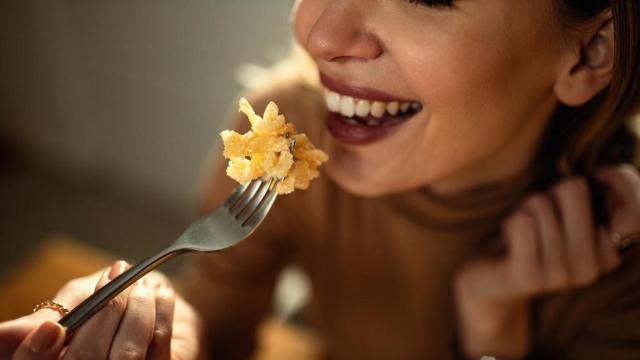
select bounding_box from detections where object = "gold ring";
[611,232,640,251]
[33,300,69,316]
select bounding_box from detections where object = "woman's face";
[293,0,568,196]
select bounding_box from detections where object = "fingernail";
[158,284,174,297]
[101,267,111,280]
[133,278,150,296]
[108,261,128,280]
[29,321,63,354]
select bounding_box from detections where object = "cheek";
[387,34,535,182]
[406,43,517,140]
[403,32,513,113]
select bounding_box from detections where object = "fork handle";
[58,246,189,335]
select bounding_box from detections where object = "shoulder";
[533,245,640,358]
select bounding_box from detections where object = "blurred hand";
[0,261,203,359]
[453,165,640,358]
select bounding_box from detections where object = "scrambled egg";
[221,98,328,194]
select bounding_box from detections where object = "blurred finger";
[596,165,640,203]
[144,271,171,288]
[0,311,68,356]
[63,261,131,359]
[13,321,64,360]
[0,266,112,356]
[147,284,176,360]
[52,266,111,308]
[597,227,622,272]
[30,267,110,325]
[504,210,543,295]
[0,319,34,357]
[523,194,569,291]
[109,280,155,359]
[596,165,640,236]
[553,177,599,286]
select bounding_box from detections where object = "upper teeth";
[324,88,420,119]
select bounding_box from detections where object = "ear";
[554,13,614,107]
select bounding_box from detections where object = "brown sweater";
[182,78,640,359]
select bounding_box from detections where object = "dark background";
[0,1,294,275]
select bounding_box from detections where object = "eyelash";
[406,0,454,8]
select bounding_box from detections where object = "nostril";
[307,29,383,62]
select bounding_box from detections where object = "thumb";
[0,317,38,357]
[12,321,65,360]
[0,308,65,357]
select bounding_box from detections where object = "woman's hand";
[0,261,203,360]
[453,165,640,359]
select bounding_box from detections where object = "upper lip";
[320,72,417,103]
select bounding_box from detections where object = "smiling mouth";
[324,87,422,126]
[320,73,423,145]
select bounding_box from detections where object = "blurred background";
[0,0,295,295]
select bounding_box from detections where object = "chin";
[325,161,393,197]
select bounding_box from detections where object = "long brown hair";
[535,0,640,187]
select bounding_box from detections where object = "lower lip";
[325,111,413,145]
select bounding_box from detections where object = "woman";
[2,0,640,358]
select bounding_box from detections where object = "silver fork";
[58,178,280,335]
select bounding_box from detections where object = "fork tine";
[236,178,275,223]
[229,179,266,216]
[243,182,279,228]
[223,181,251,209]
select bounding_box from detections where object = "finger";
[1,266,113,356]
[63,261,131,359]
[146,284,176,360]
[596,165,640,235]
[135,270,175,358]
[597,226,622,272]
[12,321,65,360]
[596,164,640,202]
[30,267,110,324]
[504,210,544,296]
[144,271,171,288]
[109,280,155,359]
[53,266,111,309]
[0,315,56,357]
[553,177,600,287]
[523,194,570,291]
[170,297,202,359]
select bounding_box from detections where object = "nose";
[305,1,383,63]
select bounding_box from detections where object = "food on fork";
[221,98,329,194]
